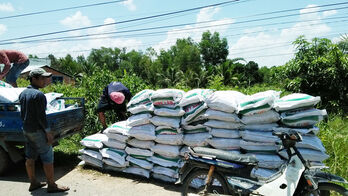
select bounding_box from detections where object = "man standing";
[97,81,132,130]
[19,68,69,193]
[0,50,30,87]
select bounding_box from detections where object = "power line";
[2,8,347,46]
[0,0,242,43]
[0,0,126,20]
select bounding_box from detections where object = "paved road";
[0,161,181,196]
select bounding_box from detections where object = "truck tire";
[0,147,10,175]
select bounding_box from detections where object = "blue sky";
[0,0,347,67]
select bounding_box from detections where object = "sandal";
[47,184,70,193]
[29,182,46,192]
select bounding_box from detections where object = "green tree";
[282,36,348,108]
[199,31,229,67]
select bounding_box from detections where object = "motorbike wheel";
[305,182,348,196]
[182,169,229,196]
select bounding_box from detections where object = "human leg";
[5,59,29,87]
[25,154,47,191]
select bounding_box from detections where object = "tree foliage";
[280,36,348,109]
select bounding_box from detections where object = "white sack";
[247,153,284,169]
[0,87,25,103]
[182,102,208,123]
[127,138,154,149]
[125,146,153,157]
[204,109,241,122]
[147,154,182,168]
[209,128,240,139]
[154,107,185,117]
[206,90,246,113]
[183,132,211,147]
[78,155,103,168]
[126,155,153,170]
[152,173,177,183]
[123,166,150,178]
[150,89,184,106]
[156,126,181,134]
[103,158,129,168]
[155,134,183,145]
[80,133,108,149]
[0,81,13,88]
[204,120,243,129]
[238,90,280,115]
[151,144,181,158]
[241,110,280,124]
[104,121,130,135]
[240,130,278,143]
[128,123,156,140]
[274,93,321,112]
[278,148,329,162]
[243,123,278,131]
[79,149,102,160]
[240,140,277,153]
[207,138,241,150]
[182,124,210,134]
[281,109,327,127]
[127,89,155,114]
[152,165,179,178]
[102,138,126,149]
[179,89,214,107]
[126,113,152,127]
[103,130,129,143]
[150,116,181,128]
[99,148,127,165]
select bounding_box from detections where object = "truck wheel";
[0,147,10,175]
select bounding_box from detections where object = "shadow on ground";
[0,150,79,183]
[81,164,181,193]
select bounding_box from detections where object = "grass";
[318,114,348,187]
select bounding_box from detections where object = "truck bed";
[0,97,85,143]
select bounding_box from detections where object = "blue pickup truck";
[0,97,85,174]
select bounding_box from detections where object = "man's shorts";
[24,130,54,164]
[6,59,30,84]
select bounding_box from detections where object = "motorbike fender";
[314,172,348,184]
[177,162,212,184]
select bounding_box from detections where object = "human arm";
[36,92,52,144]
[0,52,11,79]
[98,112,107,130]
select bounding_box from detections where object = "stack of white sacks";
[79,89,328,182]
[0,81,74,113]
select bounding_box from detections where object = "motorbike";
[178,130,348,195]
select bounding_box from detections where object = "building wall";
[20,66,75,85]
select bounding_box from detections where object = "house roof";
[21,65,74,78]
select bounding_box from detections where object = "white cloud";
[17,17,141,59]
[323,10,337,18]
[0,3,14,12]
[60,11,91,36]
[197,7,220,23]
[60,11,91,28]
[122,0,136,11]
[228,4,333,67]
[0,24,7,35]
[153,6,234,52]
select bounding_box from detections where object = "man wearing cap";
[19,68,69,193]
[97,81,132,130]
[0,50,30,87]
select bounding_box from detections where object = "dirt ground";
[0,160,181,196]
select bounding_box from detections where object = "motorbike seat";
[192,147,258,165]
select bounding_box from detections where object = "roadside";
[0,153,181,196]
